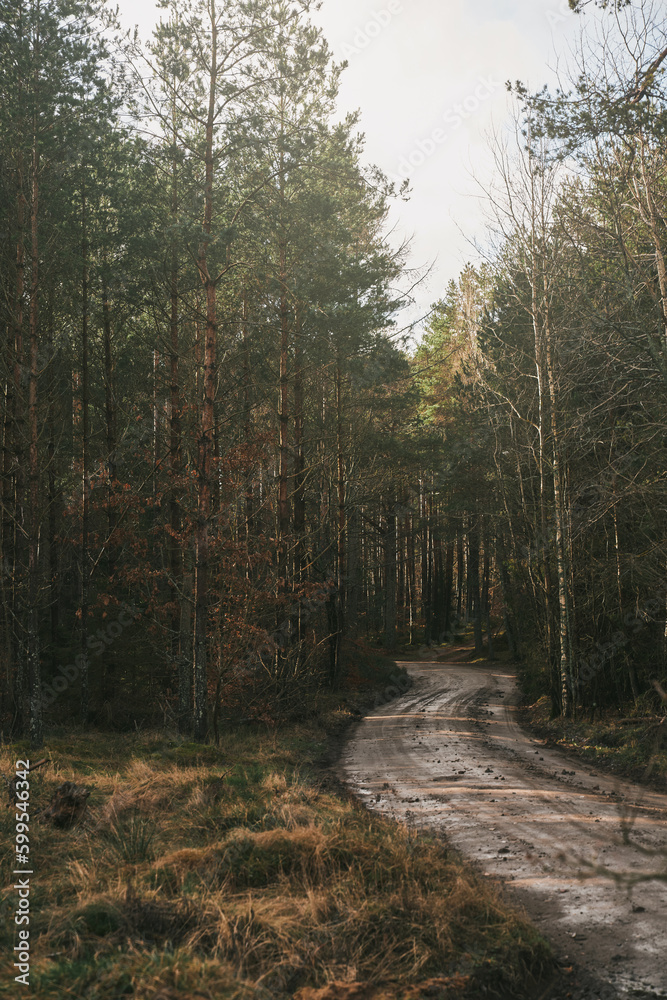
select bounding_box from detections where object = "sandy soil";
[339,653,667,998]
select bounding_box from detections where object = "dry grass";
[0,712,554,999]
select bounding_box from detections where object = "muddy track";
[340,656,667,998]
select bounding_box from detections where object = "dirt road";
[340,654,667,998]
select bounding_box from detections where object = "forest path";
[340,653,667,998]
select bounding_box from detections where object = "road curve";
[340,656,667,998]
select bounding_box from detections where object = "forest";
[2,0,667,750]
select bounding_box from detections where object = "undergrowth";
[523,695,667,784]
[0,676,554,999]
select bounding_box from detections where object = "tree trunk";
[421,482,431,643]
[456,533,464,626]
[408,516,416,644]
[277,155,290,549]
[102,275,117,575]
[27,89,41,748]
[9,147,27,735]
[431,531,442,641]
[482,525,494,659]
[497,534,522,661]
[346,505,360,638]
[335,358,345,660]
[167,144,188,730]
[193,3,218,742]
[152,348,160,512]
[443,540,454,639]
[468,518,484,656]
[46,290,59,658]
[242,294,254,546]
[293,309,305,585]
[79,180,90,727]
[544,304,572,716]
[384,501,397,650]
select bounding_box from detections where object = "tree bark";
[278,231,290,548]
[166,125,188,731]
[10,146,27,736]
[468,518,484,656]
[336,358,345,647]
[443,540,454,638]
[384,501,397,650]
[482,523,494,659]
[79,180,90,727]
[346,505,360,638]
[46,289,59,658]
[27,67,42,748]
[544,302,572,716]
[456,533,464,626]
[242,293,254,545]
[102,274,117,576]
[293,308,305,584]
[193,1,218,743]
[3,154,25,732]
[421,482,431,643]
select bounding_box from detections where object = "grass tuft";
[104,808,158,863]
[0,704,554,999]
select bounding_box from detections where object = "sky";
[113,0,584,339]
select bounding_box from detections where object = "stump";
[41,781,90,828]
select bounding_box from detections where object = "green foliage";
[0,0,421,742]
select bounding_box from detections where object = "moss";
[77,901,123,937]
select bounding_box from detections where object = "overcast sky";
[113,0,583,339]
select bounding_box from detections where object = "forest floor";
[519,697,667,790]
[0,654,554,1000]
[340,645,667,999]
